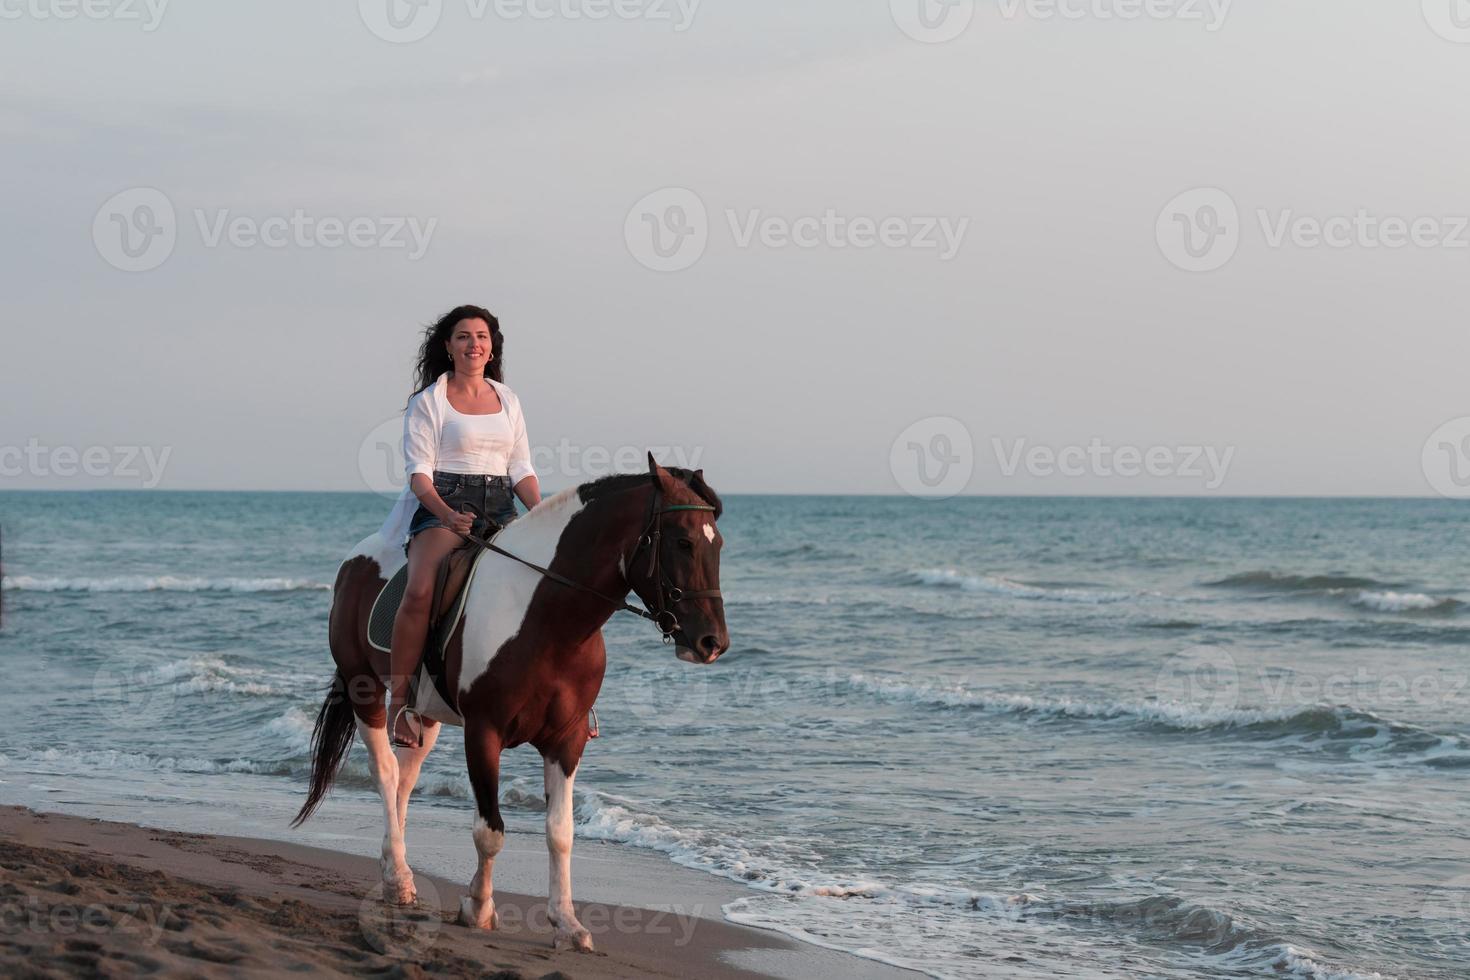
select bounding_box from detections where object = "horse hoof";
[554,926,594,952]
[457,897,498,930]
[385,875,414,910]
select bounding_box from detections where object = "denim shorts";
[407,471,518,543]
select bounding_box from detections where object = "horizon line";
[0,488,1460,502]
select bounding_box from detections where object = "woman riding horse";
[377,304,541,748]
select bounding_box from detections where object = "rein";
[453,483,720,642]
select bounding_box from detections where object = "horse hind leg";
[544,756,593,952]
[356,719,416,905]
[458,724,505,930]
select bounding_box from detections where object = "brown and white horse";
[292,457,727,951]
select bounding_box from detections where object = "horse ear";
[647,451,665,487]
[688,468,722,519]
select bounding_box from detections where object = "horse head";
[628,454,729,665]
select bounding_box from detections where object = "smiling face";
[445,317,492,374]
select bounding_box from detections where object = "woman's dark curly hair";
[408,304,504,405]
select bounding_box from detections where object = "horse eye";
[677,538,694,551]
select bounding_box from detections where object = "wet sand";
[0,806,919,979]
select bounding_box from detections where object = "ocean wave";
[1259,945,1393,980]
[575,789,1022,911]
[721,593,840,607]
[0,729,573,811]
[844,673,1470,766]
[749,542,859,563]
[1207,572,1394,592]
[1349,590,1460,614]
[1053,897,1395,980]
[1206,572,1461,616]
[5,745,297,779]
[908,569,1136,604]
[1,575,330,593]
[578,788,1390,980]
[847,671,1305,729]
[262,707,316,757]
[136,655,305,698]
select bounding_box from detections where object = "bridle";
[456,481,721,643]
[628,482,722,641]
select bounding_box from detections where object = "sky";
[3,0,1470,498]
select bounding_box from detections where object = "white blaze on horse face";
[458,488,587,693]
[702,522,715,544]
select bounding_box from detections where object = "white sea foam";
[150,655,301,698]
[1,575,330,593]
[262,707,316,757]
[1206,571,1461,616]
[1349,590,1452,613]
[4,745,292,777]
[909,569,1135,604]
[575,788,1017,910]
[1260,944,1392,980]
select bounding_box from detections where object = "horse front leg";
[357,719,415,905]
[543,754,593,952]
[393,717,441,834]
[458,723,505,930]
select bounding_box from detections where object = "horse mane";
[576,468,723,519]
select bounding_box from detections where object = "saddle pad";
[367,548,489,660]
[367,566,408,653]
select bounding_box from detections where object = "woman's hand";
[442,507,475,536]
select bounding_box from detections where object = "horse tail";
[292,669,356,827]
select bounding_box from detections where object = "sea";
[1,491,1467,979]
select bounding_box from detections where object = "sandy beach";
[0,806,919,979]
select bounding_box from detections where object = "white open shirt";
[376,373,536,550]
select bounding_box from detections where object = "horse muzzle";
[674,633,727,664]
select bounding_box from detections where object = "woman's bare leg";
[388,527,461,747]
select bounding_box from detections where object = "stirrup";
[390,705,425,749]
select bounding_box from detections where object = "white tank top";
[436,400,515,474]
